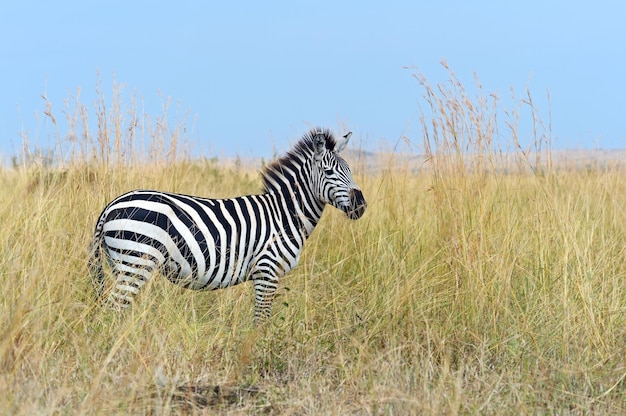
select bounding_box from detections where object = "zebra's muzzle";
[347,188,367,220]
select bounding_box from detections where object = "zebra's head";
[312,131,367,220]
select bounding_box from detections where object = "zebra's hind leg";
[106,264,153,311]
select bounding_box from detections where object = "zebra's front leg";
[252,275,279,324]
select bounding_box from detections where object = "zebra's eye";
[324,168,334,175]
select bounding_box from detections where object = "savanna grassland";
[1,68,625,414]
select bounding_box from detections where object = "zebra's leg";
[252,274,279,324]
[106,263,154,311]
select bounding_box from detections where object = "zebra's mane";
[261,128,336,193]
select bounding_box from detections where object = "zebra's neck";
[262,158,325,238]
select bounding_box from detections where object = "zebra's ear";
[313,132,326,161]
[335,131,352,153]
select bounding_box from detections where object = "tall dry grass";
[1,67,625,414]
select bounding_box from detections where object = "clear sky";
[1,1,624,160]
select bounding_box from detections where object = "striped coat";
[89,128,367,321]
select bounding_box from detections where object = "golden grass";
[1,67,625,414]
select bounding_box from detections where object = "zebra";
[88,128,367,322]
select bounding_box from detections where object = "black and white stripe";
[88,128,367,322]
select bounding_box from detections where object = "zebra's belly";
[167,256,253,291]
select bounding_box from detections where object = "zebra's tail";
[88,213,107,300]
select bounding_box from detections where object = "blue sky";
[1,1,624,160]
